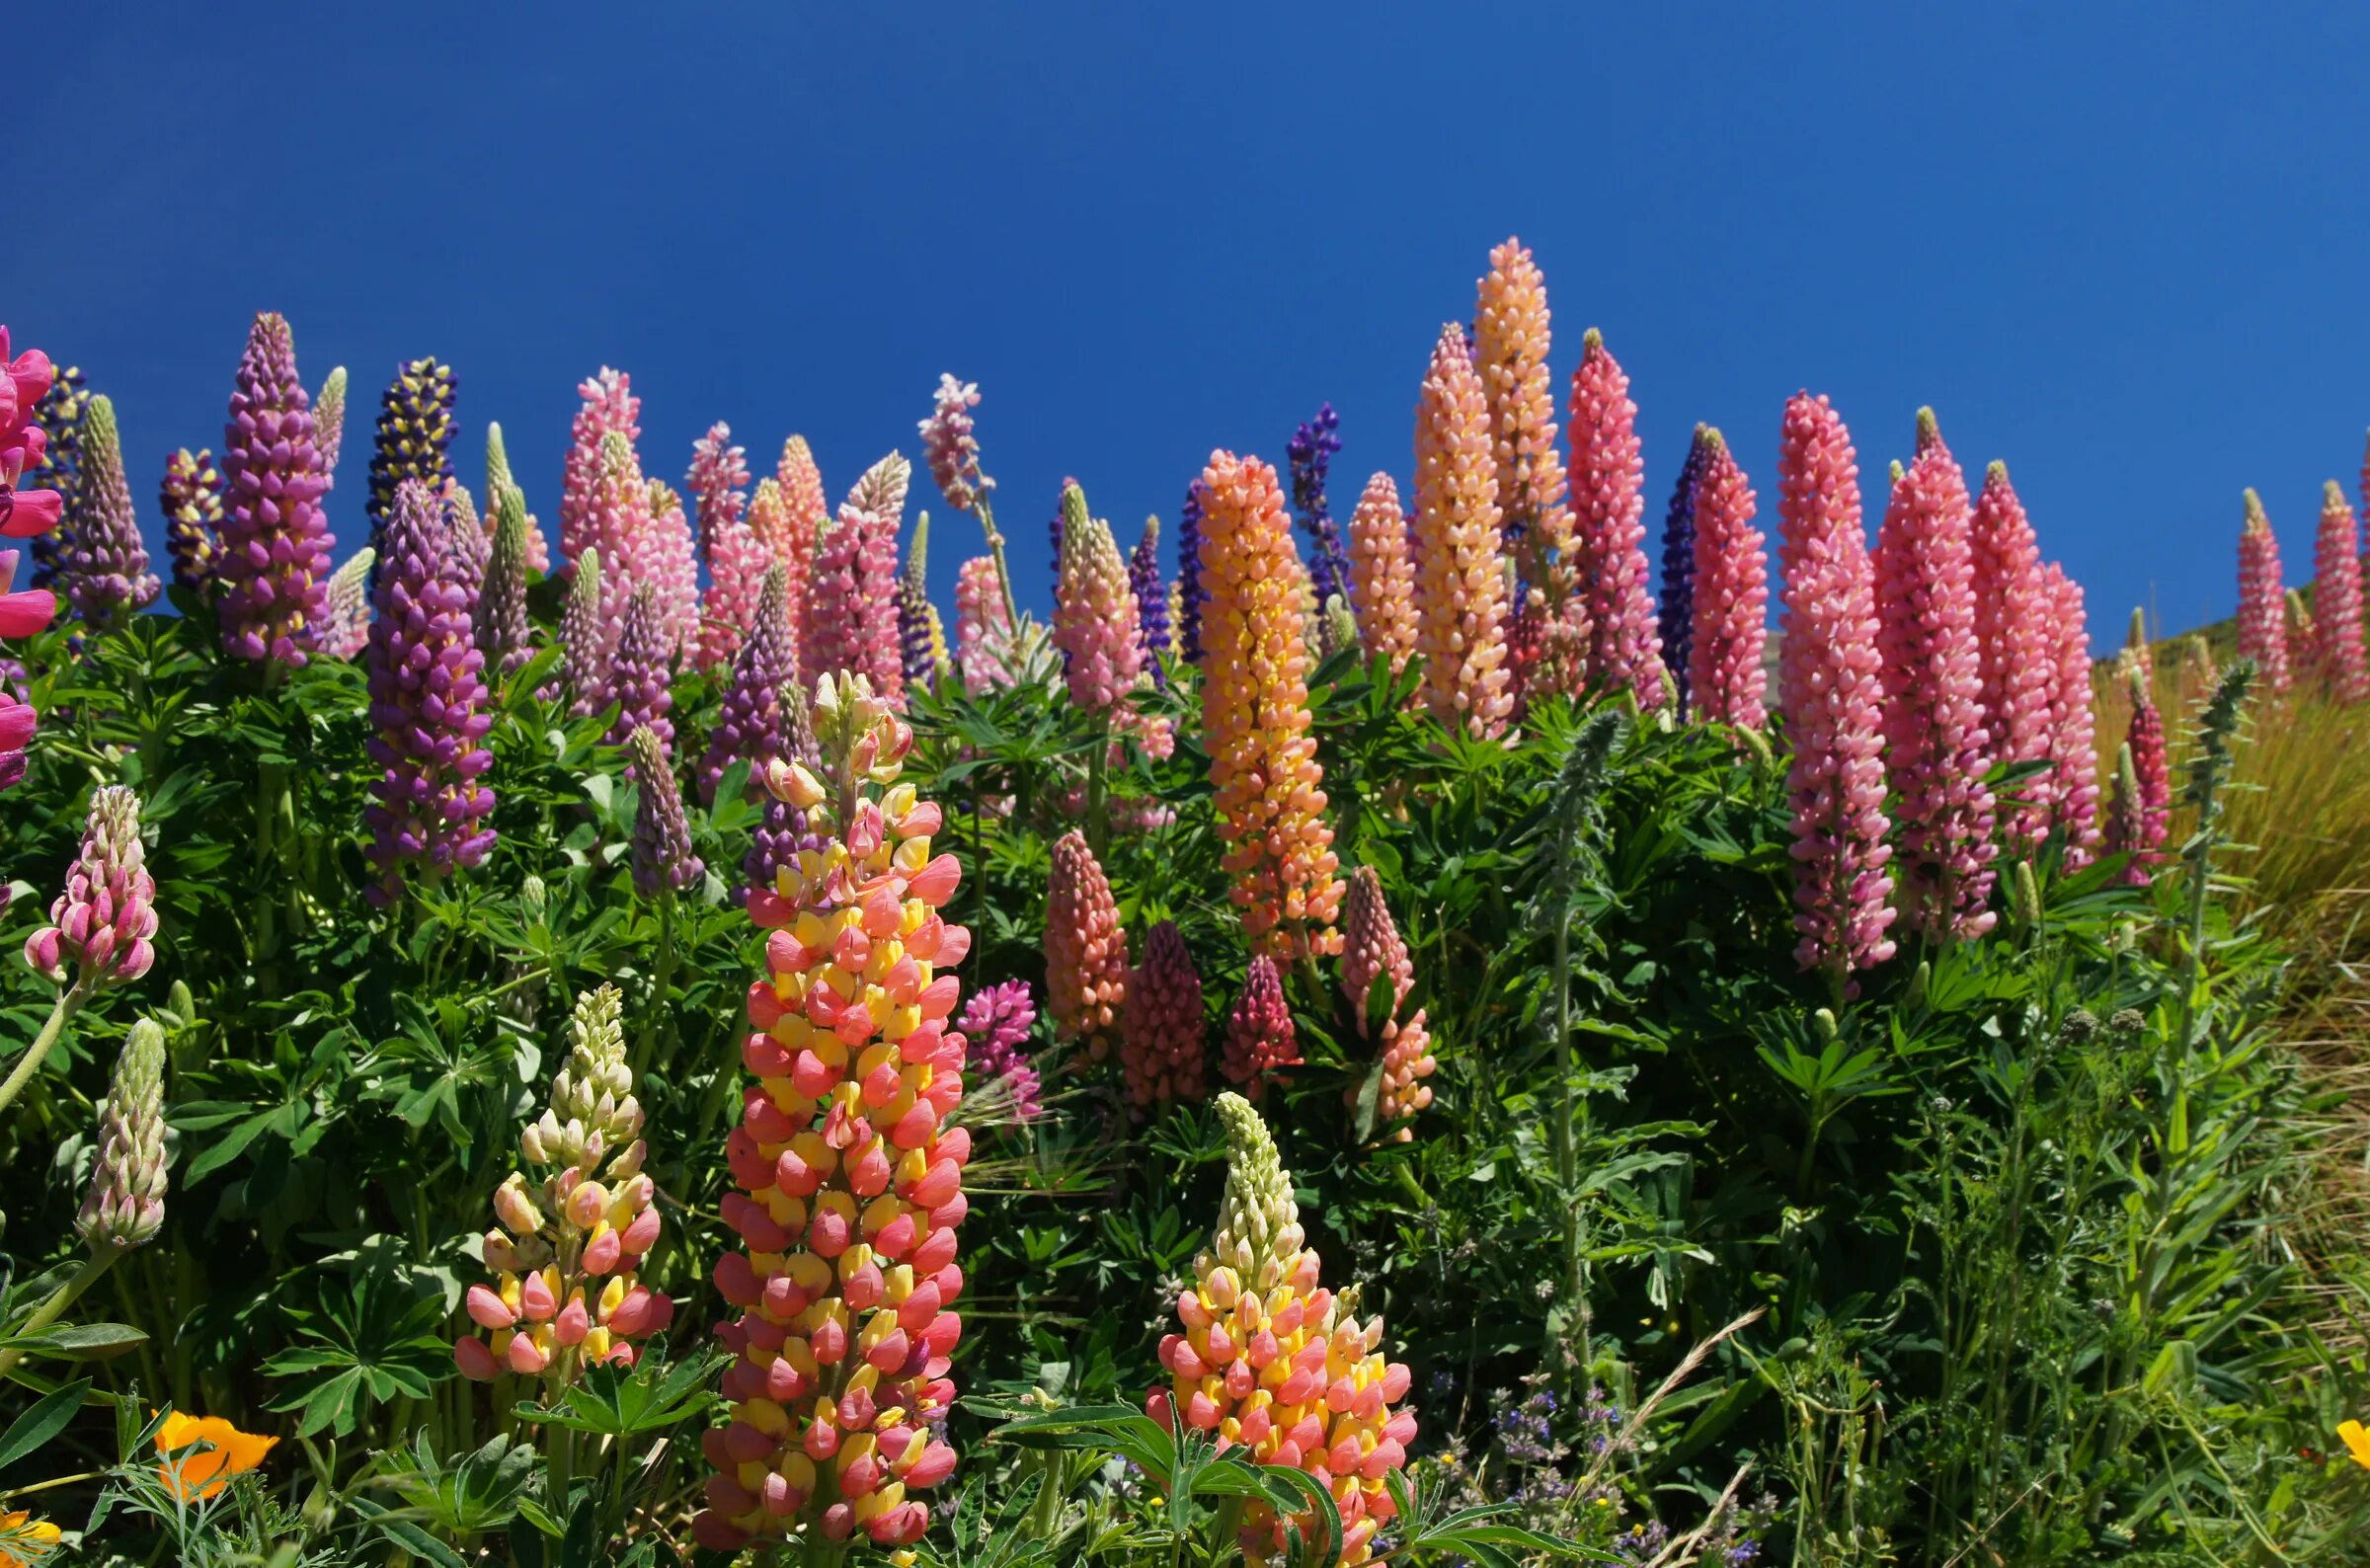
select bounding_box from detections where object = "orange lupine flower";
[155,1412,278,1501]
[1410,324,1513,739]
[1472,237,1573,594]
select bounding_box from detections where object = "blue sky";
[17,3,2370,644]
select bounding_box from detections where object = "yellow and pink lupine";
[1411,325,1515,738]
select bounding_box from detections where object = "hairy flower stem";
[972,493,1023,629]
[0,980,92,1120]
[0,1248,120,1377]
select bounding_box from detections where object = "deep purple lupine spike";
[1287,402,1347,606]
[1656,426,1712,716]
[1177,477,1207,664]
[605,584,673,760]
[1129,514,1167,685]
[699,565,795,806]
[628,726,703,898]
[217,313,336,669]
[159,447,224,598]
[58,396,159,629]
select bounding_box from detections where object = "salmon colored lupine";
[1776,393,1897,995]
[2235,489,2289,694]
[1339,867,1434,1138]
[25,785,159,990]
[1148,1092,1416,1566]
[1220,956,1300,1100]
[1685,431,1768,729]
[1122,919,1207,1111]
[1410,324,1515,735]
[772,436,829,652]
[1472,237,1571,585]
[1051,486,1144,715]
[2040,562,2102,868]
[1968,462,2059,848]
[695,673,968,1552]
[804,454,909,710]
[1567,329,1663,708]
[2312,480,2367,702]
[452,985,674,1385]
[2101,666,2171,886]
[1345,472,1418,677]
[953,556,1013,696]
[1045,828,1126,1064]
[1874,411,1997,943]
[1198,450,1347,958]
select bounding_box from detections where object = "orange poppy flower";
[154,1412,277,1501]
[0,1507,62,1567]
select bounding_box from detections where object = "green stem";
[0,981,92,1122]
[633,896,677,1079]
[974,496,1023,630]
[0,1468,107,1502]
[0,1249,123,1379]
[1084,722,1110,861]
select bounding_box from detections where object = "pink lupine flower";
[579,431,651,663]
[644,479,702,663]
[954,555,1013,695]
[2040,562,2102,868]
[1567,329,1663,708]
[686,422,750,560]
[1340,866,1433,1137]
[1052,486,1145,716]
[1685,431,1768,729]
[0,552,50,790]
[697,502,769,674]
[919,374,993,515]
[1,328,65,538]
[803,453,909,705]
[25,784,158,988]
[1968,462,2059,847]
[1122,919,1206,1111]
[2102,668,2171,886]
[0,551,54,640]
[2312,480,2367,702]
[1777,393,1896,994]
[1046,828,1126,1065]
[2235,489,2289,694]
[1220,956,1299,1101]
[560,368,639,573]
[1410,324,1514,736]
[1345,472,1419,677]
[1874,411,1997,942]
[957,980,1043,1122]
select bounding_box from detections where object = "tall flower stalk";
[1411,324,1514,737]
[805,454,910,709]
[2235,489,2289,694]
[1684,431,1768,729]
[1287,402,1348,606]
[1122,919,1205,1112]
[605,585,674,758]
[1130,514,1168,684]
[1345,472,1418,678]
[1177,477,1208,664]
[1568,329,1662,707]
[1340,867,1435,1137]
[364,357,458,586]
[2312,480,2367,701]
[2041,563,2102,867]
[1220,957,1301,1100]
[477,483,533,676]
[160,446,224,598]
[701,566,797,806]
[1473,237,1571,592]
[58,394,159,629]
[772,435,830,652]
[2102,667,2171,885]
[216,312,336,670]
[1968,462,2059,847]
[1656,426,1712,716]
[1045,829,1127,1065]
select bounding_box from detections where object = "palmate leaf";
[512,1342,728,1437]
[263,1260,454,1436]
[375,1430,542,1538]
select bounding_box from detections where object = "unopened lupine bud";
[313,365,349,483]
[1220,957,1299,1100]
[559,548,607,715]
[1122,921,1206,1110]
[628,728,702,898]
[76,1018,168,1250]
[477,482,533,675]
[314,548,375,659]
[956,980,1043,1123]
[26,785,158,987]
[1045,830,1126,1063]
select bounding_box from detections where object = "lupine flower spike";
[1345,473,1419,677]
[2235,489,2289,694]
[898,511,938,685]
[1130,515,1169,684]
[0,553,51,790]
[606,585,675,758]
[313,366,350,484]
[485,421,550,574]
[805,454,910,708]
[953,556,1013,696]
[1777,394,1897,995]
[1220,957,1301,1099]
[453,985,675,1384]
[77,1018,169,1252]
[1968,462,2059,848]
[688,422,751,565]
[216,312,336,668]
[2123,606,2154,688]
[957,980,1044,1123]
[918,374,992,516]
[561,368,639,574]
[1177,478,1208,664]
[317,548,377,660]
[58,395,160,629]
[1874,411,1998,942]
[559,548,608,716]
[1473,238,1572,596]
[25,364,92,593]
[2,330,66,540]
[477,483,533,675]
[1198,452,1347,957]
[26,785,158,990]
[365,357,458,585]
[695,424,768,672]
[697,672,969,1553]
[1568,329,1663,707]
[2041,562,2101,866]
[629,728,704,898]
[1411,326,1515,733]
[1149,1092,1416,1565]
[1122,920,1207,1111]
[2101,668,2171,885]
[1287,403,1349,606]
[1656,427,1713,715]
[1045,829,1127,1064]
[160,447,224,597]
[770,436,830,648]
[1339,867,1435,1137]
[1686,430,1768,729]
[748,682,827,900]
[701,566,798,806]
[1052,487,1145,715]
[2312,480,2367,702]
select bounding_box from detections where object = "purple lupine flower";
[898,510,937,683]
[605,584,673,759]
[699,565,794,806]
[364,358,458,591]
[476,482,533,676]
[956,979,1043,1123]
[440,481,488,604]
[217,312,336,669]
[361,478,496,906]
[627,726,702,898]
[558,547,606,715]
[1287,401,1348,606]
[1129,514,1167,686]
[1177,476,1207,664]
[58,396,159,629]
[24,784,159,988]
[25,364,89,591]
[159,447,224,598]
[1656,425,1712,717]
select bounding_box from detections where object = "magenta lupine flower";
[2102,669,2171,886]
[2040,562,2101,867]
[687,422,750,568]
[362,479,496,905]
[216,312,336,668]
[2,328,66,541]
[919,374,993,514]
[699,566,795,806]
[1219,955,1299,1102]
[1685,431,1768,729]
[561,368,639,572]
[1567,329,1663,707]
[0,553,53,789]
[25,784,158,988]
[57,396,159,629]
[1130,514,1168,685]
[956,980,1043,1123]
[954,556,1013,696]
[1777,393,1896,994]
[1874,411,1997,943]
[605,584,674,759]
[2235,489,2289,694]
[627,727,703,898]
[2313,480,2367,702]
[159,447,224,598]
[802,452,908,704]
[1122,919,1207,1111]
[1052,486,1145,716]
[1968,461,2060,847]
[576,431,651,664]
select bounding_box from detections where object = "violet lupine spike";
[58,396,160,630]
[628,726,703,898]
[1656,426,1712,716]
[216,312,337,669]
[478,483,533,676]
[24,364,89,590]
[1130,514,1168,685]
[1874,410,1998,942]
[700,565,796,806]
[1287,402,1348,607]
[686,421,750,569]
[559,548,608,716]
[957,980,1044,1123]
[899,510,938,684]
[919,374,993,514]
[743,679,825,899]
[2041,562,2101,867]
[1969,461,2060,849]
[318,547,377,660]
[25,784,159,988]
[605,584,674,759]
[1122,919,1207,1111]
[2313,480,2368,702]
[362,478,496,906]
[1177,477,1207,664]
[1684,430,1768,730]
[1777,393,1897,996]
[2235,489,2289,694]
[159,447,224,597]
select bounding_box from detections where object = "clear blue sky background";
[17,3,2370,645]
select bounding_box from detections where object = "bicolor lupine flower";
[1122,919,1206,1111]
[953,556,1013,696]
[771,435,830,648]
[1148,1092,1416,1566]
[956,980,1043,1123]
[2102,667,2171,886]
[561,368,640,573]
[606,584,674,758]
[1777,393,1897,994]
[57,395,159,628]
[1053,486,1146,717]
[1220,957,1300,1100]
[362,479,496,905]
[919,374,993,516]
[1340,866,1434,1137]
[1178,477,1208,664]
[688,422,751,567]
[558,548,608,716]
[2313,480,2367,702]
[317,547,376,660]
[77,1018,167,1251]
[697,673,969,1552]
[1198,451,1347,958]
[160,447,224,597]
[804,454,909,707]
[365,358,459,583]
[453,985,675,1385]
[313,365,350,484]
[573,430,654,662]
[1686,431,1768,730]
[628,727,703,898]
[1473,237,1572,584]
[702,567,798,803]
[1411,324,1515,735]
[477,484,533,676]
[1568,329,1663,707]
[23,362,88,589]
[1130,514,1168,683]
[1045,828,1127,1064]
[898,510,938,685]
[2236,489,2289,694]
[216,312,337,668]
[1874,411,1997,942]
[1656,427,1712,715]
[1968,462,2059,847]
[1288,403,1349,607]
[25,784,158,988]
[3,331,67,546]
[2041,562,2101,867]
[1345,472,1418,677]
[485,421,550,574]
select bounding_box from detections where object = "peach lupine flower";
[1051,485,1145,715]
[1345,472,1418,677]
[2235,489,2289,694]
[1340,867,1434,1137]
[804,455,909,710]
[155,1413,277,1502]
[1685,431,1768,730]
[695,673,969,1552]
[2312,480,2367,702]
[1148,1092,1416,1566]
[1410,326,1515,737]
[770,436,829,651]
[1568,329,1664,708]
[1968,462,2060,848]
[1122,919,1207,1111]
[2040,562,2102,868]
[1197,451,1347,958]
[1045,829,1127,1064]
[1472,237,1571,586]
[1220,956,1300,1100]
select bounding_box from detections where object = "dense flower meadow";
[1,234,2368,1568]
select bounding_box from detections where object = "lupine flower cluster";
[2103,666,2172,885]
[77,1018,169,1253]
[748,683,827,901]
[956,980,1043,1123]
[1412,325,1515,734]
[365,357,458,567]
[1122,919,1206,1111]
[1656,426,1712,714]
[559,547,608,716]
[316,548,377,660]
[562,368,640,572]
[484,421,551,574]
[770,435,830,644]
[1968,462,2059,848]
[1045,829,1127,1064]
[1129,514,1168,683]
[1148,1092,1416,1566]
[1568,329,1662,708]
[1052,486,1145,716]
[160,446,224,597]
[629,727,703,898]
[313,365,350,482]
[3,329,66,541]
[606,585,675,758]
[1340,867,1434,1137]
[698,673,968,1553]
[2235,489,2289,694]
[57,395,159,628]
[1474,237,1572,589]
[453,985,674,1383]
[918,374,992,515]
[1221,956,1300,1100]
[23,363,88,589]
[2312,480,2367,701]
[2041,563,2101,867]
[804,454,909,709]
[216,312,337,668]
[1177,477,1207,664]
[476,485,533,676]
[1346,472,1419,676]
[1685,431,1767,730]
[692,423,765,671]
[1287,402,1348,606]
[898,511,940,684]
[26,784,158,990]
[953,555,1013,696]
[700,565,797,805]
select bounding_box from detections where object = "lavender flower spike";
[606,584,673,759]
[1287,402,1348,607]
[628,726,703,898]
[700,565,796,806]
[1130,514,1167,685]
[59,395,160,629]
[216,312,336,669]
